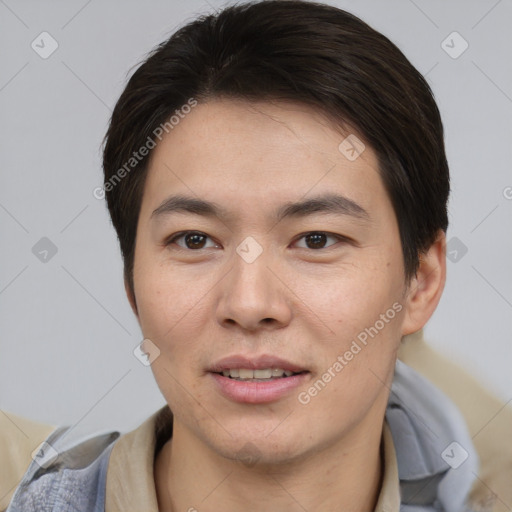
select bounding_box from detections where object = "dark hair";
[102,0,449,298]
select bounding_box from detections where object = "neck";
[155,414,384,512]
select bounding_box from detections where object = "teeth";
[222,369,239,377]
[239,369,254,379]
[254,369,272,379]
[220,368,296,380]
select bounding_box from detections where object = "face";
[131,99,411,465]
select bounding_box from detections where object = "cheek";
[307,260,402,335]
[134,269,220,393]
[134,257,206,339]
[300,301,404,434]
[306,254,405,387]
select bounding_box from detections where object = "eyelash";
[164,230,350,251]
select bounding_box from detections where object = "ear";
[124,277,139,319]
[401,230,446,336]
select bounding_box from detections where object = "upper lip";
[209,355,308,373]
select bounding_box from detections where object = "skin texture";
[125,99,446,511]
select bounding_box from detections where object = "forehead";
[150,98,369,164]
[141,99,391,223]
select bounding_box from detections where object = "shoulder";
[0,410,56,511]
[399,330,512,511]
[5,424,119,512]
[388,360,480,511]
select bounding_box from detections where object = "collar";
[386,360,479,511]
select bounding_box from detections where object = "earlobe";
[401,230,446,336]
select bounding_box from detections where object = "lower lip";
[209,372,310,404]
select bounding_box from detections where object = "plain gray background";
[1,0,511,438]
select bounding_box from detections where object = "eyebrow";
[150,193,370,223]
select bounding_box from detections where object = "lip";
[210,371,310,404]
[208,354,307,373]
[208,354,310,404]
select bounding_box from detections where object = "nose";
[216,245,292,332]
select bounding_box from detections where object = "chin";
[228,442,305,468]
[203,425,314,468]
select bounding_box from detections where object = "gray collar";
[387,360,479,511]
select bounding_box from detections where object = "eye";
[293,231,345,250]
[164,230,349,251]
[165,231,219,250]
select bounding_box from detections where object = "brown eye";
[305,233,328,249]
[183,232,207,249]
[165,231,217,250]
[295,232,342,250]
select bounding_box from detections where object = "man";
[4,1,505,510]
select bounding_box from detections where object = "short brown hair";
[102,0,449,298]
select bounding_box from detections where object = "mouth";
[208,355,310,403]
[213,368,308,381]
